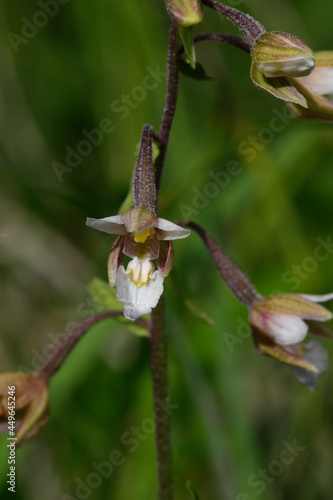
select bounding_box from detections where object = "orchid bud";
[251,31,315,107]
[252,32,315,78]
[166,0,203,28]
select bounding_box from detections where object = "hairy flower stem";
[180,221,261,308]
[37,312,149,381]
[192,32,251,54]
[155,22,180,200]
[150,296,174,500]
[201,0,265,45]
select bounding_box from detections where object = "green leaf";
[170,273,214,326]
[184,299,214,326]
[180,26,196,69]
[178,58,213,81]
[118,185,134,215]
[86,277,149,336]
[186,481,201,500]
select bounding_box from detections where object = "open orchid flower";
[87,124,190,321]
[183,221,333,390]
[87,206,190,321]
[249,293,333,390]
[250,293,333,346]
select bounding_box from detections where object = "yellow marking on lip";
[134,229,151,243]
[129,267,152,288]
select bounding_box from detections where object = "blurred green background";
[1,0,333,499]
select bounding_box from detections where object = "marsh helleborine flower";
[251,31,315,107]
[87,124,190,321]
[185,222,333,389]
[87,207,190,321]
[250,292,333,389]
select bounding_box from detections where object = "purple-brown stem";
[37,311,149,381]
[180,221,261,308]
[192,32,251,54]
[155,22,180,199]
[150,297,174,500]
[201,0,265,45]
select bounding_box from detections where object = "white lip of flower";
[257,58,315,78]
[116,258,164,321]
[250,292,333,346]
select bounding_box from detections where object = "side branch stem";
[179,221,261,308]
[201,0,265,45]
[192,32,251,53]
[150,297,174,500]
[37,311,148,381]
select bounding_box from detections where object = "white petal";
[258,58,315,78]
[155,218,191,240]
[86,216,127,235]
[297,67,333,96]
[291,340,329,391]
[116,266,164,321]
[265,314,309,346]
[300,292,333,303]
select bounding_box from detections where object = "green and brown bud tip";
[133,124,157,213]
[252,31,315,78]
[166,0,204,28]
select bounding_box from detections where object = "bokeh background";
[1,0,333,499]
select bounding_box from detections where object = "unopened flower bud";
[251,31,315,106]
[166,0,204,28]
[252,31,315,78]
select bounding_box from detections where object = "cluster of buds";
[87,125,190,321]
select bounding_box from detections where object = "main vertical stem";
[155,22,180,198]
[150,296,174,500]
